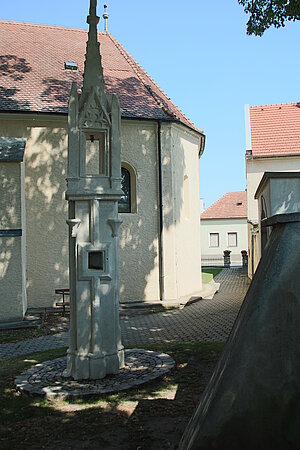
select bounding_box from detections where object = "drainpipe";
[157,120,165,301]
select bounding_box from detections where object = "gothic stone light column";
[64,0,124,380]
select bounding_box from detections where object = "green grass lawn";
[202,267,222,284]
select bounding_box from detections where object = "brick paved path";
[0,268,250,360]
[122,268,249,345]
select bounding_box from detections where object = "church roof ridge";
[0,19,89,33]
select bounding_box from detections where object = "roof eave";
[246,151,300,160]
[201,216,247,221]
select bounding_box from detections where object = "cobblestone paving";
[121,268,249,346]
[0,268,250,361]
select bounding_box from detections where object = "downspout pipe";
[157,120,165,301]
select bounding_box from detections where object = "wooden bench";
[55,288,70,315]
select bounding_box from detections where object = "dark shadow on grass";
[0,343,224,450]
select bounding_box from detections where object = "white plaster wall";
[0,236,24,321]
[247,156,300,277]
[0,163,21,229]
[201,218,248,266]
[0,117,161,307]
[247,221,259,279]
[160,123,177,300]
[25,125,69,307]
[119,121,160,302]
[0,162,23,321]
[0,118,69,309]
[246,156,300,222]
[270,178,300,215]
[0,116,203,309]
[161,123,202,301]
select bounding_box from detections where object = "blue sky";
[2,1,300,207]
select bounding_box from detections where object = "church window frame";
[118,162,137,214]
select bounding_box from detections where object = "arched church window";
[119,167,131,213]
[118,163,137,214]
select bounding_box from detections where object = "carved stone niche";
[84,131,108,176]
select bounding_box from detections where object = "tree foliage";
[238,0,300,35]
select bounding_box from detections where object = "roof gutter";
[246,152,300,160]
[199,132,206,158]
[244,104,252,154]
[0,111,206,151]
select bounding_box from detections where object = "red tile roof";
[0,21,202,134]
[201,192,247,220]
[250,102,300,156]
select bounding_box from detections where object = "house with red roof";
[0,19,205,322]
[201,192,248,267]
[245,102,300,277]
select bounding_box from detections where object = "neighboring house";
[0,21,206,322]
[245,102,300,278]
[200,192,248,267]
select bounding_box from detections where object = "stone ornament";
[65,0,124,380]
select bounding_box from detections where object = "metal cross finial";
[103,4,109,32]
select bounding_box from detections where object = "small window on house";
[119,167,131,213]
[209,233,219,248]
[228,232,237,247]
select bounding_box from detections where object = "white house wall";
[247,156,300,222]
[246,155,300,277]
[201,218,248,266]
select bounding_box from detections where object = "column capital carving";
[107,218,123,237]
[66,218,81,237]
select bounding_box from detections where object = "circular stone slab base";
[15,349,175,399]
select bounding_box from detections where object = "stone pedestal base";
[15,349,175,398]
[64,347,124,380]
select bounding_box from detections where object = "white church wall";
[172,123,202,301]
[0,117,69,309]
[119,120,160,302]
[0,235,24,321]
[161,122,202,302]
[160,123,177,300]
[25,124,69,308]
[0,162,24,321]
[0,116,203,310]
